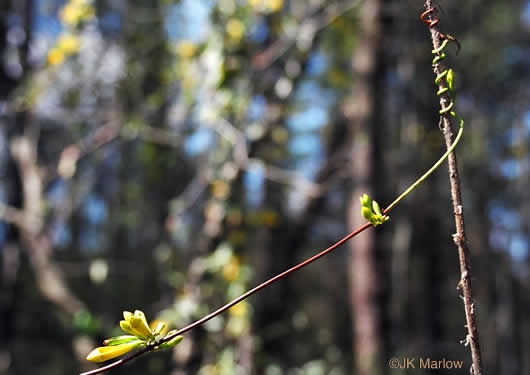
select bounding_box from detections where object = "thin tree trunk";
[346,0,384,373]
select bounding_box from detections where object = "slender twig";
[206,117,322,196]
[79,222,373,375]
[423,2,483,374]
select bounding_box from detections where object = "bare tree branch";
[208,117,322,197]
[0,201,30,229]
[11,135,85,316]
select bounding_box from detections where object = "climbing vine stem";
[422,1,484,375]
[384,9,464,215]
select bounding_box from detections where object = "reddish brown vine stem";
[80,222,374,375]
[422,2,483,375]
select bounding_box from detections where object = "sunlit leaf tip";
[86,341,143,362]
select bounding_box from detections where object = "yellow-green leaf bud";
[362,206,375,223]
[129,310,153,339]
[103,335,139,346]
[123,311,133,321]
[360,194,372,208]
[86,341,142,362]
[372,200,383,216]
[153,321,166,336]
[120,320,143,338]
[158,335,183,350]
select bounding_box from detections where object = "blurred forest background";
[1,0,529,374]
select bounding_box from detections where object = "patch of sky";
[295,80,335,107]
[166,0,212,42]
[52,222,72,248]
[503,46,526,66]
[80,228,101,253]
[185,128,215,156]
[307,52,328,76]
[98,10,121,34]
[83,194,107,224]
[46,179,67,205]
[0,223,6,248]
[0,127,7,164]
[251,19,269,43]
[248,95,266,121]
[289,134,322,155]
[489,228,508,250]
[488,201,520,230]
[503,126,526,147]
[296,156,322,180]
[34,0,63,36]
[509,234,528,262]
[288,106,328,132]
[244,164,265,207]
[386,70,401,88]
[500,158,521,179]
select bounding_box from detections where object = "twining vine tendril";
[423,6,463,131]
[421,8,461,54]
[382,7,464,214]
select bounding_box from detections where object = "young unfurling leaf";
[156,334,184,350]
[372,200,383,216]
[120,320,144,338]
[86,340,143,362]
[129,310,154,339]
[360,194,389,226]
[152,321,167,336]
[103,335,139,346]
[446,69,456,98]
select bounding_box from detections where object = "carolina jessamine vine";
[82,8,466,375]
[85,310,183,363]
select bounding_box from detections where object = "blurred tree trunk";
[345,0,385,373]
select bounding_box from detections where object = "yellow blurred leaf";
[249,0,283,12]
[57,33,81,54]
[211,180,230,199]
[228,300,248,317]
[176,40,197,58]
[60,4,83,26]
[226,19,245,42]
[48,48,65,66]
[222,256,241,281]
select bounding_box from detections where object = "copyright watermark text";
[388,357,463,370]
